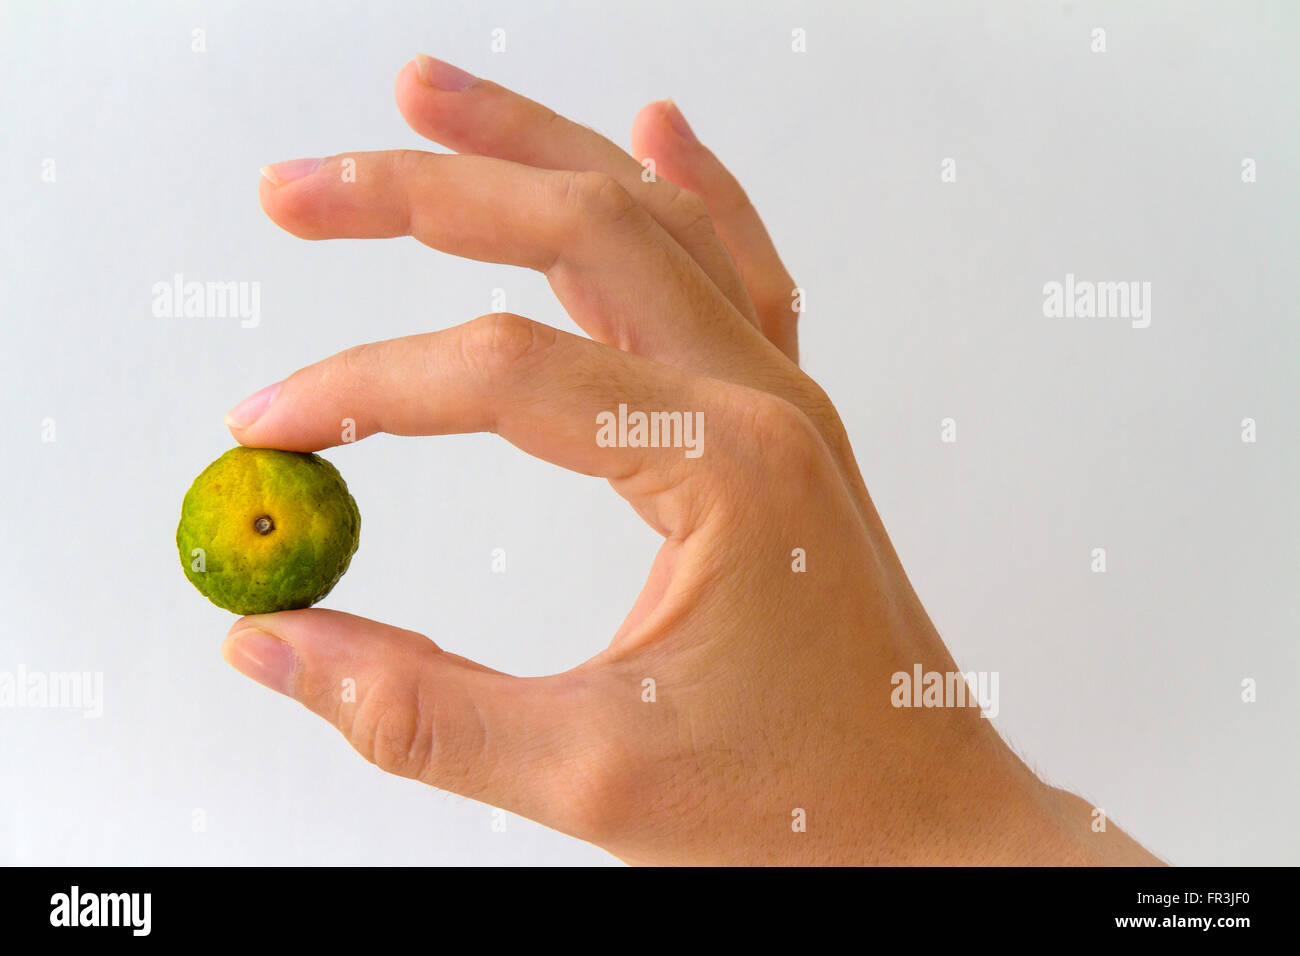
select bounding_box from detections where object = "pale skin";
[222,55,1161,866]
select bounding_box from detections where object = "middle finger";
[394,55,759,327]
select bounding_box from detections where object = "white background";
[1,0,1296,865]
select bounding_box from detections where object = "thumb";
[221,608,609,834]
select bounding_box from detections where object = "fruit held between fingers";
[176,447,360,614]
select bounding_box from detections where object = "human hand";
[223,56,1158,865]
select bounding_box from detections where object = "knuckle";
[787,376,854,460]
[788,376,836,424]
[388,148,429,177]
[556,169,640,230]
[554,759,623,844]
[547,730,638,844]
[520,672,642,844]
[664,185,714,238]
[348,672,493,788]
[730,389,829,484]
[347,676,433,779]
[746,391,818,444]
[459,312,557,377]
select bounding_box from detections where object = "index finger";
[225,313,731,539]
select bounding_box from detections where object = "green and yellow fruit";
[177,447,360,614]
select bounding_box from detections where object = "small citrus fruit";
[177,447,360,614]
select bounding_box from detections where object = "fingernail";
[259,158,323,185]
[224,382,281,429]
[414,53,476,91]
[224,628,297,696]
[665,99,697,143]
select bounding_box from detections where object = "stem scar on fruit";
[254,515,275,535]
